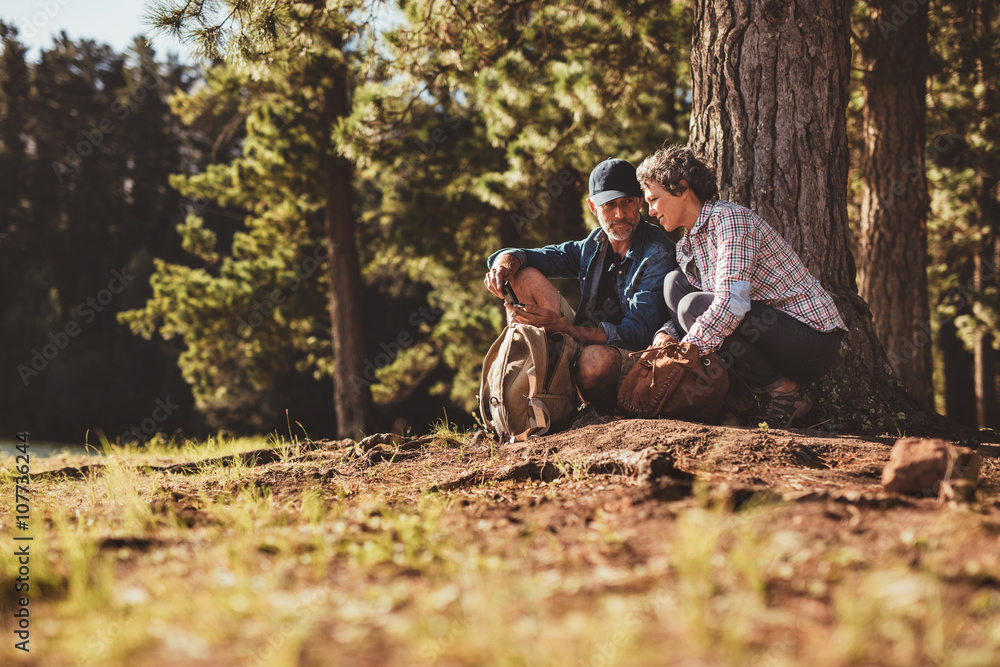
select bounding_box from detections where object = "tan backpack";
[478,323,582,441]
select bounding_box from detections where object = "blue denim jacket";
[487,221,677,350]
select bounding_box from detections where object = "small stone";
[940,479,978,504]
[881,438,981,496]
[633,449,679,483]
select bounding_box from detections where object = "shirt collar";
[598,223,641,264]
[689,199,718,236]
[621,221,647,263]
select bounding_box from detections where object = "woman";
[635,146,847,427]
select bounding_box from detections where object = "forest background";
[1,0,997,444]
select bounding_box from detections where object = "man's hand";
[652,331,676,348]
[505,302,562,328]
[508,304,609,345]
[484,253,521,298]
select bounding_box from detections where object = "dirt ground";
[15,415,1000,666]
[141,415,1000,613]
[315,413,1000,514]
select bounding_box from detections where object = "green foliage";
[846,2,1000,417]
[127,0,693,429]
[922,1,1000,420]
[118,54,334,429]
[342,0,693,410]
[926,3,1000,348]
[356,0,691,231]
[11,0,993,434]
[0,27,200,440]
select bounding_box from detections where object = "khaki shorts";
[615,346,641,384]
[556,295,576,326]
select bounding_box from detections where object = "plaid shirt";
[659,200,847,352]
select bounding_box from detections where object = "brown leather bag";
[615,341,729,422]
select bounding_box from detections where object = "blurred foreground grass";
[1,433,999,666]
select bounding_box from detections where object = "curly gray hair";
[636,145,718,202]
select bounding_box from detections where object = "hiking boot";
[721,370,759,414]
[717,372,760,426]
[756,378,811,428]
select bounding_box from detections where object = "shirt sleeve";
[683,213,759,353]
[487,238,586,279]
[656,319,681,341]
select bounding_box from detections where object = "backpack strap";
[478,325,510,435]
[516,325,553,440]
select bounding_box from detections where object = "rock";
[881,438,981,497]
[632,448,685,484]
[939,478,978,504]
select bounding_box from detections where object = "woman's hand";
[652,331,676,348]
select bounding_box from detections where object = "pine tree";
[689,0,927,430]
[376,0,690,249]
[119,58,340,432]
[142,2,375,437]
[137,0,694,431]
[0,22,29,310]
[855,0,934,410]
[340,0,692,409]
[925,0,1000,428]
[1,32,197,440]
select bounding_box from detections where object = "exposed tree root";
[429,447,691,492]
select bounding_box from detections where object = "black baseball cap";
[588,158,643,206]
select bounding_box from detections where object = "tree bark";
[974,243,999,428]
[972,0,1000,429]
[856,0,933,409]
[500,210,523,250]
[690,0,924,429]
[939,315,976,426]
[323,56,373,439]
[547,167,586,243]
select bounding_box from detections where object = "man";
[484,158,677,407]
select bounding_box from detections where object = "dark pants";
[665,270,844,388]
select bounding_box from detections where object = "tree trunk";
[856,0,934,409]
[974,244,999,428]
[547,167,586,243]
[971,0,1000,429]
[323,58,373,439]
[939,311,977,427]
[690,0,924,430]
[500,209,523,250]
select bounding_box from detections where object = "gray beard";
[604,224,634,243]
